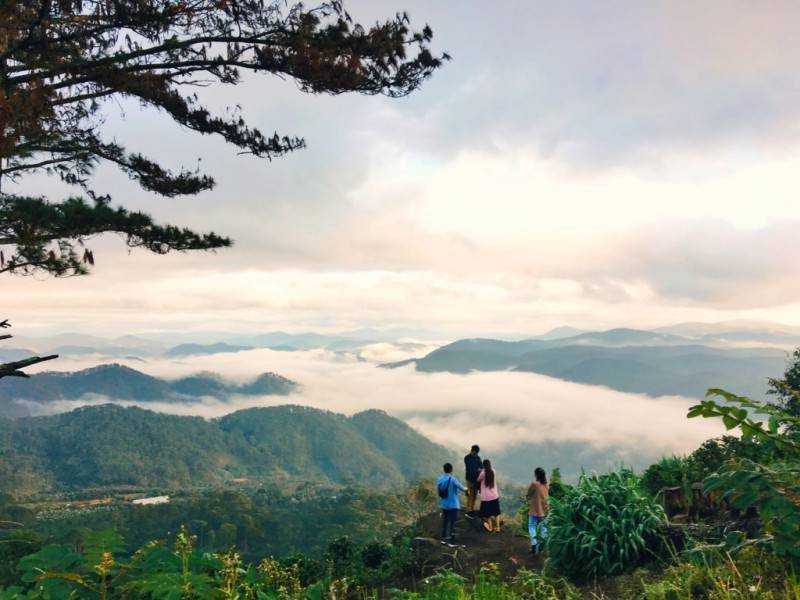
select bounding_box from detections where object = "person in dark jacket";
[463,444,482,517]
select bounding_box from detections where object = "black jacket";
[464,454,482,483]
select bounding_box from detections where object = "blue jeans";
[528,516,547,547]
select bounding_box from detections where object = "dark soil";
[408,510,543,581]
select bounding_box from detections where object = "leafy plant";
[0,517,41,588]
[548,468,571,500]
[511,568,579,600]
[473,563,511,600]
[17,543,82,598]
[644,546,799,600]
[642,456,690,497]
[420,569,468,600]
[547,469,669,582]
[767,347,800,432]
[7,526,226,599]
[689,389,800,562]
[258,557,304,599]
[686,436,769,482]
[411,565,579,600]
[325,536,357,578]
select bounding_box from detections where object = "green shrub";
[547,469,669,582]
[415,565,580,600]
[685,435,771,482]
[548,468,571,500]
[361,541,390,569]
[420,569,468,600]
[511,568,580,600]
[644,546,799,600]
[642,456,689,497]
[473,563,513,600]
[325,536,357,577]
[689,389,800,562]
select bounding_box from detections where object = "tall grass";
[547,469,669,582]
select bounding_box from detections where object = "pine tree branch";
[0,1,446,275]
[0,354,58,379]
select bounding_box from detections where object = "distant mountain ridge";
[6,321,798,360]
[0,404,450,495]
[0,364,296,418]
[4,331,420,359]
[384,327,793,400]
[533,326,588,340]
[652,320,800,346]
[164,342,253,357]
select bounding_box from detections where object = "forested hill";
[384,332,788,399]
[0,404,450,496]
[0,364,296,417]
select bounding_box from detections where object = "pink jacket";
[477,469,499,501]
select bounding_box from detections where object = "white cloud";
[27,348,724,460]
[5,1,800,334]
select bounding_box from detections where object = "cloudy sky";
[6,0,800,338]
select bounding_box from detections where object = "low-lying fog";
[24,343,724,479]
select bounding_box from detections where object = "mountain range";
[1,329,426,360]
[385,327,793,399]
[0,364,296,418]
[0,404,450,496]
[3,320,798,363]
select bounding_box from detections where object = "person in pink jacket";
[477,459,502,532]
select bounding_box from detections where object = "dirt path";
[409,510,544,580]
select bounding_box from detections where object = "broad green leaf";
[82,528,125,568]
[18,545,81,583]
[722,414,739,430]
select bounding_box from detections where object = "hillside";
[386,331,789,399]
[0,404,450,496]
[0,404,230,493]
[350,409,448,479]
[219,407,401,484]
[0,364,296,418]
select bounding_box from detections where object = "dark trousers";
[441,508,458,541]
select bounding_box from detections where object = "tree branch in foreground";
[0,354,59,379]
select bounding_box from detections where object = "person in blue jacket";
[437,462,466,545]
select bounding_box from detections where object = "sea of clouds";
[24,343,724,474]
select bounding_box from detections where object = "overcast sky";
[6,0,800,338]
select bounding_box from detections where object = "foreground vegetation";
[1,397,797,598]
[0,529,798,599]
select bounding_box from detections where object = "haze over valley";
[3,319,795,484]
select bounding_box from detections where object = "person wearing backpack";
[437,462,466,545]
